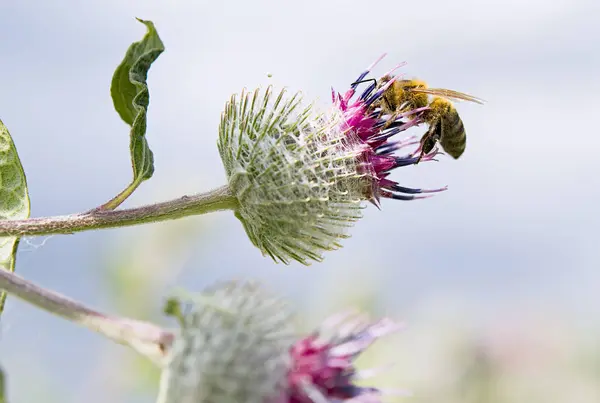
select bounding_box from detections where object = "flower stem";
[0,185,237,237]
[96,177,144,211]
[0,365,5,403]
[0,268,173,364]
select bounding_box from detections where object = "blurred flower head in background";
[158,281,295,403]
[157,281,404,403]
[218,55,444,266]
[288,310,406,403]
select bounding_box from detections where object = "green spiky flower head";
[218,87,368,265]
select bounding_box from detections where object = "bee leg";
[382,111,401,130]
[416,143,436,163]
[414,144,443,164]
[414,122,440,163]
[419,147,443,163]
[411,142,427,164]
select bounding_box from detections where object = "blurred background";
[0,0,599,402]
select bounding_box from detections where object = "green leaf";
[102,18,164,210]
[0,120,30,315]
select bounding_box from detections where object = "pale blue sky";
[0,0,599,402]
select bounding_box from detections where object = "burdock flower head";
[158,281,405,403]
[287,310,406,403]
[218,54,445,265]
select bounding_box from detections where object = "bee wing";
[410,88,485,104]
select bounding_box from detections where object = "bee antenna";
[350,78,377,87]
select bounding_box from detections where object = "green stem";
[0,366,5,403]
[97,178,144,211]
[0,185,237,237]
[0,268,173,365]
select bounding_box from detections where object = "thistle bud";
[158,281,405,403]
[218,55,445,265]
[157,281,296,403]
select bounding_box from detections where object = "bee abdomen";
[440,111,467,159]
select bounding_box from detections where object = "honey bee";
[364,76,484,161]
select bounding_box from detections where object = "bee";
[359,76,484,161]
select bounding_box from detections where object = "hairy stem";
[0,185,237,237]
[0,268,173,364]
